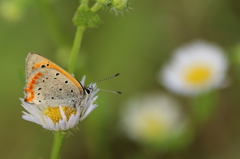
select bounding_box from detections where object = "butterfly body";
[24,53,86,108]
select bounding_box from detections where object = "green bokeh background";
[1,0,240,159]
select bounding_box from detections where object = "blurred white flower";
[160,41,228,96]
[121,93,187,144]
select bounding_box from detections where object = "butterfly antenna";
[93,73,122,94]
[98,88,122,94]
[95,73,120,83]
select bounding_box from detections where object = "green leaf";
[73,8,102,28]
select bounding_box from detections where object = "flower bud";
[73,6,102,27]
[111,0,128,11]
[96,0,112,6]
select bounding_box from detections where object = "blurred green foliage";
[1,0,240,159]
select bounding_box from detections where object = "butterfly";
[24,53,91,108]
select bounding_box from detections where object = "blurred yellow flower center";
[185,65,212,86]
[140,115,166,140]
[44,107,77,124]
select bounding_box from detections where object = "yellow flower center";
[185,65,212,86]
[44,107,77,124]
[139,115,166,141]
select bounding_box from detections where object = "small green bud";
[96,0,112,6]
[73,7,102,27]
[111,0,128,11]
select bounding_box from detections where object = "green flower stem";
[81,0,90,6]
[68,26,86,74]
[91,3,102,12]
[68,0,102,74]
[50,132,65,159]
[191,91,217,126]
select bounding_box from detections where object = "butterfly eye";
[85,88,91,94]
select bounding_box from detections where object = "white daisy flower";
[121,93,187,144]
[160,41,228,96]
[20,76,99,131]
